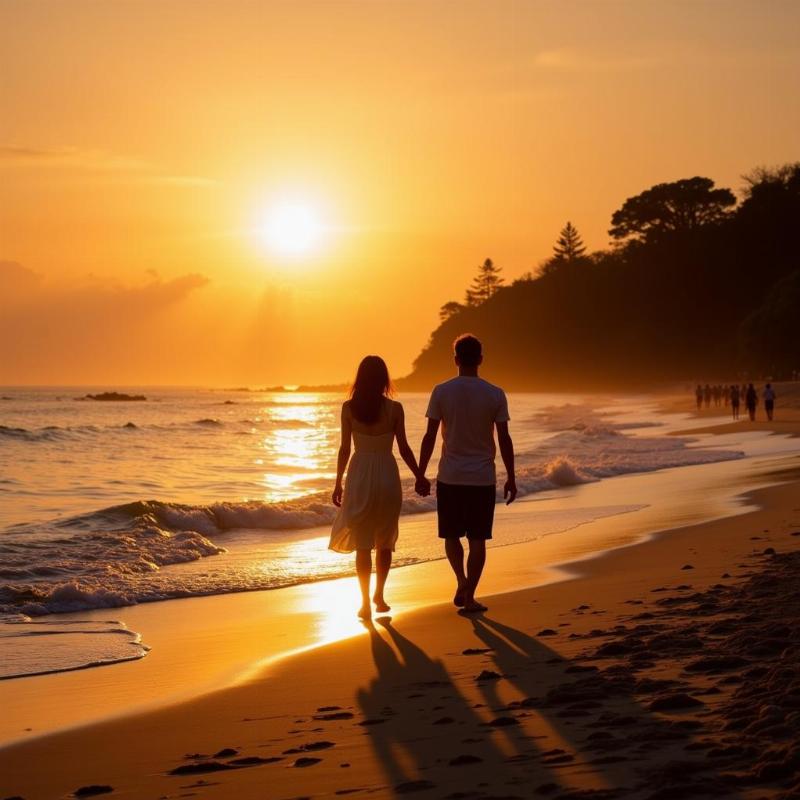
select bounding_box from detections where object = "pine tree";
[552,222,586,262]
[439,300,464,322]
[465,258,504,306]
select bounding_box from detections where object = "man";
[763,383,776,421]
[730,384,740,421]
[417,334,516,613]
[745,383,758,421]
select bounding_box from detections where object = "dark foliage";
[401,164,800,390]
[464,258,504,306]
[609,177,736,243]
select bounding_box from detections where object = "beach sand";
[2,406,800,799]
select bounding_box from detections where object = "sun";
[258,201,325,257]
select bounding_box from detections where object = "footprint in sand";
[649,693,704,711]
[170,761,233,776]
[283,741,335,754]
[448,754,483,766]
[292,756,322,767]
[485,716,520,727]
[229,756,282,766]
[394,780,436,793]
[314,711,354,721]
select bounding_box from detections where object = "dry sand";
[2,475,800,798]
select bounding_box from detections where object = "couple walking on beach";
[329,334,516,619]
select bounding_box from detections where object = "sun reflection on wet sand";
[300,576,367,644]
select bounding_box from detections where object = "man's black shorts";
[436,481,496,540]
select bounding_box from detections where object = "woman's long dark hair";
[350,356,393,424]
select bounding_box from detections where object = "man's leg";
[463,538,487,611]
[355,549,372,619]
[444,537,467,606]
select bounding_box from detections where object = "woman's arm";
[332,402,352,507]
[393,402,424,480]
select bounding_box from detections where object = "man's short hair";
[453,334,482,367]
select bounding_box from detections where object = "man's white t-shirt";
[425,376,510,486]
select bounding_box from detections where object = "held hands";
[332,483,343,507]
[504,477,518,505]
[415,475,431,497]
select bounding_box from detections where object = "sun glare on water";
[258,200,326,257]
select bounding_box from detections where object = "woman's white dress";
[329,418,403,553]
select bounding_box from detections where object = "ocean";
[0,387,753,678]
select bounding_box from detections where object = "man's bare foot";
[373,597,391,613]
[460,600,488,614]
[357,603,372,620]
[453,586,466,607]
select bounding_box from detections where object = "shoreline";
[1,445,787,748]
[0,412,796,747]
[2,461,800,797]
[3,392,800,734]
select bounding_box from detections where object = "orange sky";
[1,0,798,386]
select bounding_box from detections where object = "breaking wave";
[0,400,746,619]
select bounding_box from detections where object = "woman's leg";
[373,549,392,612]
[355,549,372,618]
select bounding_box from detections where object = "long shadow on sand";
[468,614,743,798]
[358,613,742,799]
[356,616,562,797]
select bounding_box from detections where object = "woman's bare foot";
[460,600,488,614]
[373,596,391,613]
[357,603,372,620]
[453,586,466,607]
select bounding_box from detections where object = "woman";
[329,356,426,619]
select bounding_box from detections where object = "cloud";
[534,48,659,73]
[0,146,148,171]
[0,260,41,295]
[0,261,209,318]
[0,262,211,382]
[0,145,217,186]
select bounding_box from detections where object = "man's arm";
[496,420,517,504]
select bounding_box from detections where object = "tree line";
[404,163,800,390]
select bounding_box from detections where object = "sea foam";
[0,400,745,621]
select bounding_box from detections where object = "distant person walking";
[730,384,740,420]
[703,384,712,409]
[329,356,427,619]
[745,383,758,421]
[763,383,776,421]
[695,384,703,411]
[417,334,516,614]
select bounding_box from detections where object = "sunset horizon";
[3,0,799,386]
